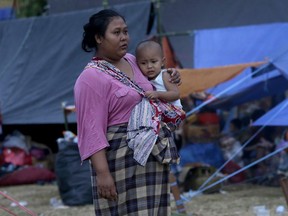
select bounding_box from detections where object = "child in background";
[136,40,186,214]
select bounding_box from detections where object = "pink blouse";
[74,53,153,161]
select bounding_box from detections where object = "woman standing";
[74,9,180,215]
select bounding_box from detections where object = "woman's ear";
[95,35,102,44]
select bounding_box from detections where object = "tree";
[14,0,47,18]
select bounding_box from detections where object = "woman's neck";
[96,55,121,65]
[95,53,133,79]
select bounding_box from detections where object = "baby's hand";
[145,91,159,100]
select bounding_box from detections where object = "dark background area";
[2,123,77,153]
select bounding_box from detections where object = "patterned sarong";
[90,124,171,216]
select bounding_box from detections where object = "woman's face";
[96,17,129,61]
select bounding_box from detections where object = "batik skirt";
[90,124,171,216]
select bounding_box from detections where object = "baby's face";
[136,46,164,80]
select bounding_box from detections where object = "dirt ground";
[1,183,288,216]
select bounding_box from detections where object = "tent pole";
[153,0,163,45]
[151,0,194,39]
[156,30,194,37]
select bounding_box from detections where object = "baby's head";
[135,40,165,80]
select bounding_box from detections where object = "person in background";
[229,118,242,140]
[277,129,288,177]
[74,9,181,215]
[219,135,244,167]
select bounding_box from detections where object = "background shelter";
[252,98,288,126]
[0,1,151,125]
[45,0,288,109]
[47,0,288,68]
[192,23,288,110]
[2,0,288,148]
[178,61,265,98]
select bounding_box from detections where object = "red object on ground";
[222,161,246,183]
[3,147,32,166]
[0,166,56,186]
[198,112,220,125]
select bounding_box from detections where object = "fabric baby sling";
[85,57,185,166]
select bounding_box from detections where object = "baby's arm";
[145,71,180,101]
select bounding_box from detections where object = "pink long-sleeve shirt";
[74,53,153,161]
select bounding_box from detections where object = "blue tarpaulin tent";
[0,2,151,124]
[193,23,288,109]
[252,98,288,126]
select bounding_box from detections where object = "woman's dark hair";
[81,9,125,52]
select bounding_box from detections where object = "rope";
[199,144,288,194]
[0,191,37,216]
[198,99,288,190]
[0,205,17,216]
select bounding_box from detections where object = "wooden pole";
[154,0,162,45]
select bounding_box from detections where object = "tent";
[2,2,287,118]
[178,61,265,98]
[48,0,288,68]
[159,0,288,68]
[252,98,288,126]
[2,0,288,146]
[192,23,288,110]
[0,0,14,21]
[0,1,151,125]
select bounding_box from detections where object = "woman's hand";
[96,171,118,201]
[90,150,117,201]
[167,68,182,86]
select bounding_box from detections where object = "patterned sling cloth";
[91,124,171,216]
[86,58,184,166]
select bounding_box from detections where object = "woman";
[74,9,181,215]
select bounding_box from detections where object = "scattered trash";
[180,189,202,202]
[56,131,78,151]
[10,200,28,207]
[219,189,228,194]
[252,205,270,216]
[275,205,285,215]
[50,197,69,209]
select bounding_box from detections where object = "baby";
[135,40,182,109]
[127,40,185,167]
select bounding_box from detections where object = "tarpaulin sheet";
[0,2,151,124]
[178,61,265,98]
[253,98,288,126]
[193,23,288,108]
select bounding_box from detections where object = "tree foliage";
[15,0,47,18]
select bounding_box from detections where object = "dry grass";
[0,183,287,216]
